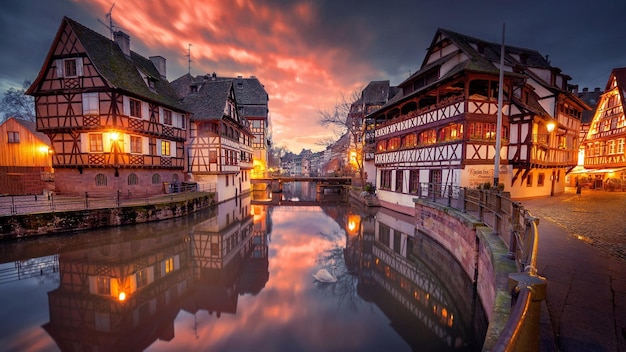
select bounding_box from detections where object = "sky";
[1,0,626,153]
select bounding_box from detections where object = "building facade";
[26,17,189,196]
[0,117,53,195]
[574,68,626,189]
[171,74,254,202]
[369,28,588,214]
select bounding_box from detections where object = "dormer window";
[191,86,198,93]
[148,78,156,90]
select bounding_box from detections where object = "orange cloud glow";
[84,0,381,153]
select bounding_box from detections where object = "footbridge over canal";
[251,176,352,193]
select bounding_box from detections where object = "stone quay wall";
[0,194,216,239]
[413,198,515,350]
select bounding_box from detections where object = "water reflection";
[0,185,486,351]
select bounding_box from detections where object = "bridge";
[251,176,352,193]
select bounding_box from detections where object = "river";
[0,182,487,351]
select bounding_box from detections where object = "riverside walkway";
[520,187,626,352]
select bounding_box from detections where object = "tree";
[0,80,35,122]
[318,89,367,187]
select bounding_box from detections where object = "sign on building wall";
[461,165,510,188]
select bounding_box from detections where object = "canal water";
[0,182,487,351]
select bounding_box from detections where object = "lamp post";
[493,23,505,190]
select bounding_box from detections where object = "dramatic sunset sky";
[2,0,626,153]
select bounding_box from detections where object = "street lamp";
[546,122,555,133]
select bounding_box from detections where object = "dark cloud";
[2,0,625,151]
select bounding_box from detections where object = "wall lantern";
[546,122,555,133]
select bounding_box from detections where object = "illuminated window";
[438,123,464,142]
[128,173,138,185]
[388,137,401,150]
[618,139,625,154]
[163,109,172,125]
[376,140,387,152]
[418,129,437,145]
[130,98,142,118]
[402,133,417,148]
[161,141,170,156]
[165,257,174,274]
[7,131,19,143]
[96,276,110,295]
[82,93,99,115]
[89,134,103,152]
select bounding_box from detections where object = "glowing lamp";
[39,146,49,154]
[110,132,120,141]
[546,122,555,133]
[118,292,126,301]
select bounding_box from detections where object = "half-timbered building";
[575,68,626,189]
[26,17,189,196]
[171,74,254,202]
[369,28,589,214]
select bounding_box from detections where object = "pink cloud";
[84,0,380,153]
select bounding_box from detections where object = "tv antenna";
[187,44,193,75]
[98,3,125,40]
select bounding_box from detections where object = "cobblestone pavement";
[520,187,626,264]
[518,187,626,352]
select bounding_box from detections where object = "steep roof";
[180,80,234,121]
[27,17,186,112]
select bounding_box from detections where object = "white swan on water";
[313,268,337,283]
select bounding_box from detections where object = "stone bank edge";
[413,198,516,351]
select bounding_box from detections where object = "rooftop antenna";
[187,44,193,75]
[98,3,125,40]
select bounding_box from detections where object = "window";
[163,109,172,125]
[136,269,148,288]
[96,277,110,295]
[95,173,107,186]
[409,170,419,194]
[82,93,99,115]
[128,173,138,185]
[618,139,625,154]
[438,123,464,142]
[418,129,437,145]
[181,114,186,129]
[380,170,392,190]
[402,133,417,148]
[89,134,103,152]
[537,173,545,187]
[7,131,19,143]
[526,173,533,187]
[161,141,170,156]
[152,174,161,184]
[130,98,142,118]
[64,59,77,77]
[210,150,217,163]
[130,136,142,154]
[164,257,174,274]
[395,170,403,193]
[388,137,401,150]
[468,122,507,141]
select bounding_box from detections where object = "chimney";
[594,87,601,92]
[114,31,131,58]
[582,87,588,92]
[149,56,166,79]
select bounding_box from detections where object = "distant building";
[26,17,189,196]
[369,28,589,214]
[572,68,626,189]
[0,117,53,195]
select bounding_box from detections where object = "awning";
[569,167,626,175]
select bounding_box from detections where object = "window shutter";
[123,96,129,116]
[76,58,84,76]
[55,59,63,78]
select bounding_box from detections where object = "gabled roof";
[27,17,187,112]
[3,117,51,145]
[180,80,234,121]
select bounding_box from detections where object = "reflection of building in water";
[184,195,268,317]
[239,204,271,295]
[41,194,271,350]
[355,207,487,351]
[42,222,193,351]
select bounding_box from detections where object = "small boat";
[312,268,337,283]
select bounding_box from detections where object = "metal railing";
[0,182,217,216]
[411,182,545,351]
